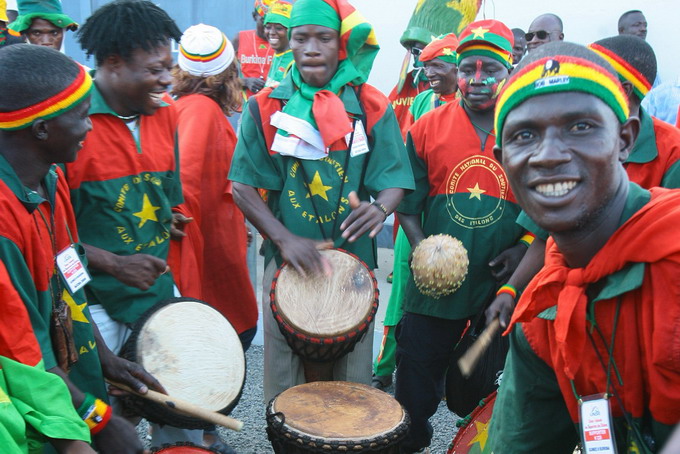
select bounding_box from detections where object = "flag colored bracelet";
[78,393,112,434]
[371,201,388,219]
[496,284,517,300]
[519,233,535,247]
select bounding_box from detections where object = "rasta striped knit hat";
[0,62,92,130]
[178,24,235,78]
[495,49,629,146]
[457,19,514,69]
[587,36,654,102]
[9,0,77,32]
[264,0,293,28]
[254,0,274,17]
[420,33,460,64]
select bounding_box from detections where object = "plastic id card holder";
[56,245,92,294]
[579,393,618,454]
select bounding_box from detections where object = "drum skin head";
[274,249,376,337]
[272,381,405,439]
[134,299,245,411]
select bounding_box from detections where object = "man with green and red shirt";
[229,0,414,403]
[372,31,460,392]
[235,0,275,97]
[395,20,525,454]
[0,44,162,454]
[485,41,680,453]
[63,1,200,447]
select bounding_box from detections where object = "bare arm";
[83,243,168,291]
[485,238,546,328]
[397,211,426,253]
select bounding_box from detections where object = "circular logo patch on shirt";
[445,154,509,229]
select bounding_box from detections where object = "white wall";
[352,0,680,96]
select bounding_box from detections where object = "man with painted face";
[234,0,275,97]
[61,1,201,447]
[9,0,77,50]
[395,20,526,454]
[485,41,680,453]
[371,32,460,392]
[526,13,563,54]
[263,0,294,88]
[230,0,414,402]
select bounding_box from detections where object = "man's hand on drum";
[340,189,404,243]
[278,234,333,277]
[113,253,169,290]
[94,414,147,454]
[99,348,166,397]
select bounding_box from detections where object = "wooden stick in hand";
[458,318,501,378]
[107,380,244,432]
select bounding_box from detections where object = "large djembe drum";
[266,381,410,453]
[121,298,245,429]
[270,249,379,382]
[447,391,496,454]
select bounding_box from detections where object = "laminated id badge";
[56,245,92,294]
[579,393,618,454]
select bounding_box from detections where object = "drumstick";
[457,318,501,378]
[107,381,244,432]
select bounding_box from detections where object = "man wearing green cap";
[395,19,525,454]
[230,0,414,402]
[485,41,680,453]
[263,0,294,88]
[9,0,77,50]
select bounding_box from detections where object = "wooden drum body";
[270,249,379,382]
[447,391,496,454]
[121,298,245,429]
[266,381,409,453]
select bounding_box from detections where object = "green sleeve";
[228,99,285,191]
[485,325,578,454]
[363,105,415,197]
[167,129,184,207]
[660,159,680,189]
[0,356,90,452]
[397,131,429,215]
[516,210,549,241]
[0,237,56,370]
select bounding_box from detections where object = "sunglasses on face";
[525,30,552,41]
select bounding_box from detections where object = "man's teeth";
[430,80,440,86]
[149,93,163,104]
[535,181,577,197]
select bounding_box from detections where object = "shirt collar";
[0,154,57,212]
[625,107,658,164]
[269,73,363,116]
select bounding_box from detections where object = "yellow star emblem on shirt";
[133,194,160,228]
[443,47,455,56]
[62,289,89,323]
[467,420,489,450]
[306,171,333,201]
[467,183,487,200]
[470,26,490,39]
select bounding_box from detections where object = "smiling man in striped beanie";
[230,0,414,402]
[485,41,680,453]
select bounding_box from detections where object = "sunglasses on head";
[525,30,551,41]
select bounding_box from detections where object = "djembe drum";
[447,391,496,454]
[266,381,409,453]
[270,249,378,382]
[121,298,245,429]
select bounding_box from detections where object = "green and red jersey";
[238,29,274,97]
[388,71,430,140]
[265,50,294,89]
[487,184,680,452]
[229,78,415,270]
[63,83,183,324]
[400,100,524,320]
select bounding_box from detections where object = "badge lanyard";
[571,298,651,454]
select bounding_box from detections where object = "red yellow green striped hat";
[0,63,92,130]
[254,0,275,17]
[178,24,235,77]
[420,33,460,64]
[457,19,513,69]
[264,0,293,28]
[495,54,629,146]
[587,42,652,101]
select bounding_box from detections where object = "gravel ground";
[189,346,459,454]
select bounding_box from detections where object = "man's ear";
[493,144,503,163]
[31,119,48,141]
[618,116,640,163]
[104,54,124,72]
[558,32,564,41]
